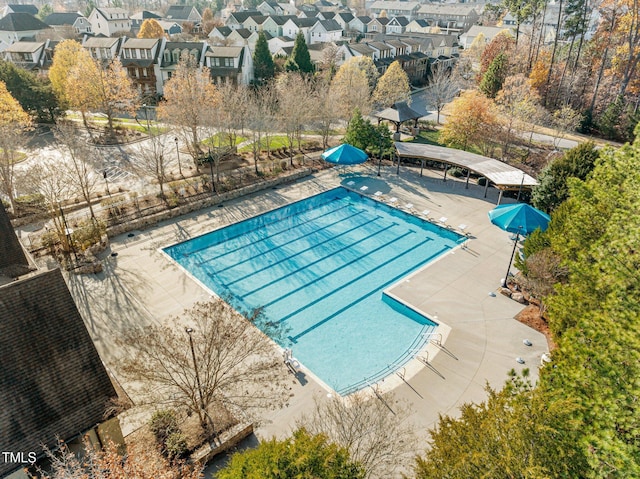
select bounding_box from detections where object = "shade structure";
[321,143,368,165]
[488,203,551,236]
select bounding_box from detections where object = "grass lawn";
[203,133,248,147]
[411,130,444,146]
[239,135,311,153]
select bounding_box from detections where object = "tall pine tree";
[285,32,314,74]
[479,53,509,98]
[252,31,275,83]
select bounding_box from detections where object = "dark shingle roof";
[0,268,117,476]
[319,19,341,31]
[6,4,38,15]
[43,12,81,26]
[375,101,423,123]
[165,5,199,20]
[0,200,29,276]
[0,12,49,32]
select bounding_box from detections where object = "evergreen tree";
[343,108,392,154]
[479,52,509,98]
[0,60,60,122]
[252,31,275,83]
[285,32,314,74]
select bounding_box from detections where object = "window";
[124,48,131,58]
[172,49,180,62]
[164,51,170,62]
[142,68,148,77]
[167,71,172,79]
[212,57,220,66]
[224,57,233,67]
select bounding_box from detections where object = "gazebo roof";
[375,101,423,124]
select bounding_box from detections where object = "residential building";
[225,10,262,30]
[0,13,50,52]
[338,41,376,61]
[43,12,92,35]
[83,35,124,62]
[268,35,294,55]
[0,202,124,479]
[205,45,252,85]
[120,37,161,99]
[460,25,513,49]
[366,16,388,34]
[156,40,207,94]
[365,40,392,61]
[369,1,420,20]
[282,16,318,43]
[333,12,354,31]
[88,7,131,37]
[3,39,49,72]
[309,18,342,44]
[415,4,478,34]
[386,16,409,34]
[405,18,430,34]
[348,15,370,34]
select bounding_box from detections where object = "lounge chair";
[347,181,355,186]
[360,185,369,193]
[438,216,448,226]
[387,197,398,205]
[458,224,469,235]
[421,209,431,219]
[404,203,415,212]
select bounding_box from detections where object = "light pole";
[377,132,383,177]
[103,170,111,197]
[516,172,525,202]
[208,146,217,194]
[185,327,207,431]
[174,137,183,177]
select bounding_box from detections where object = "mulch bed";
[515,304,556,350]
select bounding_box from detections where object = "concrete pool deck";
[62,162,549,447]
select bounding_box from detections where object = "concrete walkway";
[64,161,548,454]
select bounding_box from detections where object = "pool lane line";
[194,202,356,264]
[248,226,414,307]
[223,214,384,283]
[178,194,344,255]
[286,245,450,342]
[226,219,397,290]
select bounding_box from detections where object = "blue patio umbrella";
[321,143,368,165]
[488,203,551,285]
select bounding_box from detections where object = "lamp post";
[377,132,383,177]
[174,137,183,177]
[59,204,77,263]
[185,327,207,430]
[516,172,525,202]
[103,170,111,197]
[208,146,217,194]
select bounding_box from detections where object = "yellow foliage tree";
[67,57,139,135]
[0,80,31,211]
[48,39,84,107]
[440,90,498,153]
[329,57,372,121]
[137,18,165,38]
[371,60,411,108]
[529,50,551,93]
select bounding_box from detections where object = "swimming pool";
[163,187,464,394]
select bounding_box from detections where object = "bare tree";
[54,123,100,218]
[297,392,417,479]
[313,78,340,149]
[118,299,289,434]
[275,73,315,166]
[422,65,460,124]
[246,85,277,174]
[131,131,172,199]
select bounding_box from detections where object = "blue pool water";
[164,187,464,394]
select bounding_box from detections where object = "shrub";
[71,219,106,251]
[165,432,189,461]
[448,167,465,178]
[149,410,179,444]
[477,177,487,186]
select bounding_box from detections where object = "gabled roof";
[0,201,29,277]
[212,25,233,37]
[6,4,38,15]
[367,41,390,51]
[270,14,296,25]
[206,45,243,57]
[337,12,354,22]
[317,19,341,31]
[348,42,375,55]
[43,12,82,26]
[95,7,129,19]
[375,101,422,123]
[409,18,430,27]
[122,37,160,48]
[83,36,120,48]
[370,0,420,11]
[0,268,117,477]
[319,11,335,19]
[227,10,262,23]
[390,16,409,26]
[165,5,200,20]
[130,10,162,20]
[232,28,253,39]
[369,16,389,25]
[355,15,371,23]
[4,40,44,52]
[289,16,319,27]
[417,4,477,16]
[0,12,49,32]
